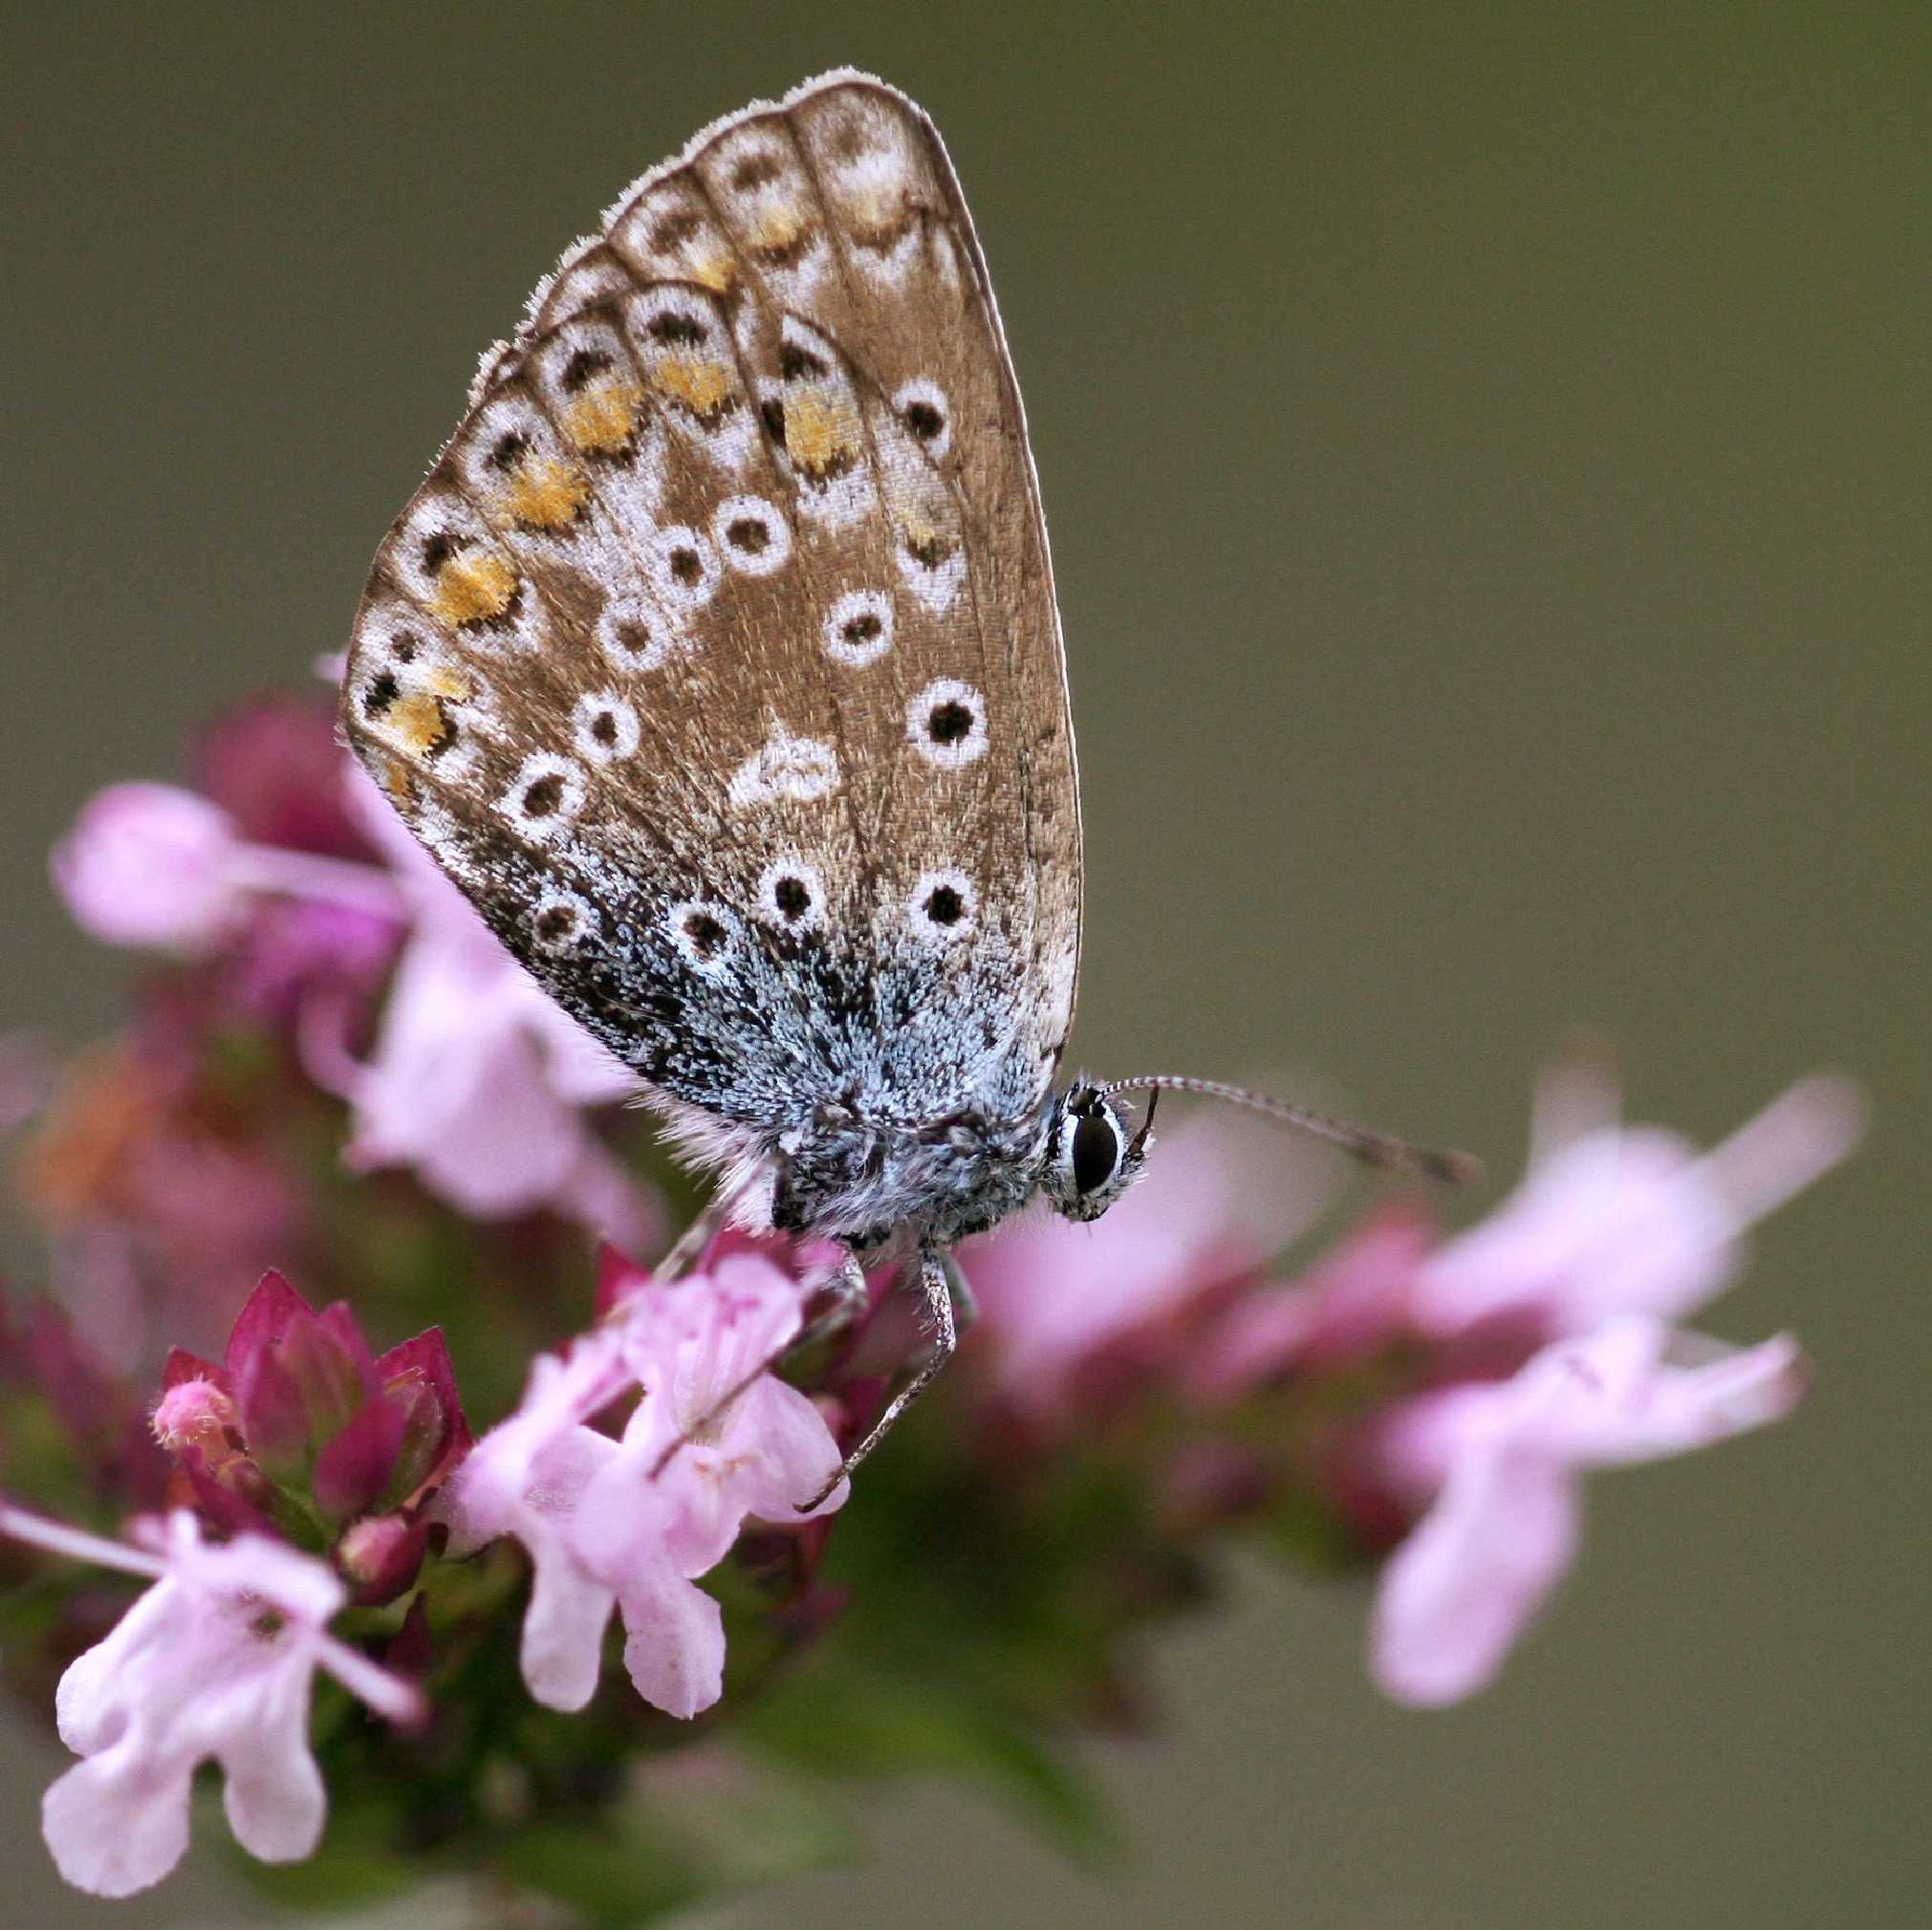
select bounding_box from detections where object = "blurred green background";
[4,4,1925,1925]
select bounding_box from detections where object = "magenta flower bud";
[375,1327,469,1505]
[227,1274,373,1479]
[312,1397,407,1524]
[50,783,245,953]
[272,1307,372,1445]
[210,1274,469,1526]
[335,1512,426,1607]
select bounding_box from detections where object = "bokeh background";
[4,4,1925,1925]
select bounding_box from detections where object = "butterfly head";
[1040,1083,1155,1224]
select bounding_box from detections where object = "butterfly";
[341,70,1467,1500]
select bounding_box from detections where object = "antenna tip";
[1425,1147,1485,1187]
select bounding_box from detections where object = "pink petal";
[520,1553,618,1713]
[618,1561,726,1720]
[1370,1429,1579,1707]
[730,1377,848,1525]
[224,1269,316,1381]
[1368,1318,1810,1708]
[43,1746,194,1897]
[217,1666,327,1863]
[54,1581,183,1754]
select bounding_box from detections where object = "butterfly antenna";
[1096,1074,1481,1185]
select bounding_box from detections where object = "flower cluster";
[0,689,1860,1922]
[439,1244,847,1721]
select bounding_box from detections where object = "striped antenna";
[1096,1074,1481,1185]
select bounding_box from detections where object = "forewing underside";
[341,73,1080,1138]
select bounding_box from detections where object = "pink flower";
[1348,1058,1858,1707]
[1186,1203,1433,1401]
[0,1506,420,1897]
[1410,1065,1863,1339]
[1368,1316,1808,1706]
[315,774,649,1233]
[52,784,250,952]
[441,1252,845,1720]
[963,1111,1336,1421]
[437,1328,631,1713]
[53,781,404,959]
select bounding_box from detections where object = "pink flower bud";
[151,1377,239,1459]
[51,783,244,952]
[336,1513,426,1607]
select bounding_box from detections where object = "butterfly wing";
[341,72,1081,1147]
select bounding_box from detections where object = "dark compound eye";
[1071,1111,1121,1196]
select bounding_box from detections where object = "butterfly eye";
[1071,1111,1122,1196]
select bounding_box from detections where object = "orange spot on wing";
[749,204,811,251]
[500,456,589,530]
[686,250,736,294]
[783,387,859,476]
[423,663,474,702]
[430,553,517,626]
[383,692,449,758]
[652,357,735,417]
[560,381,644,454]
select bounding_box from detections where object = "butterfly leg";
[651,1195,727,1286]
[649,1160,773,1286]
[797,1247,870,1343]
[939,1250,978,1334]
[796,1247,956,1509]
